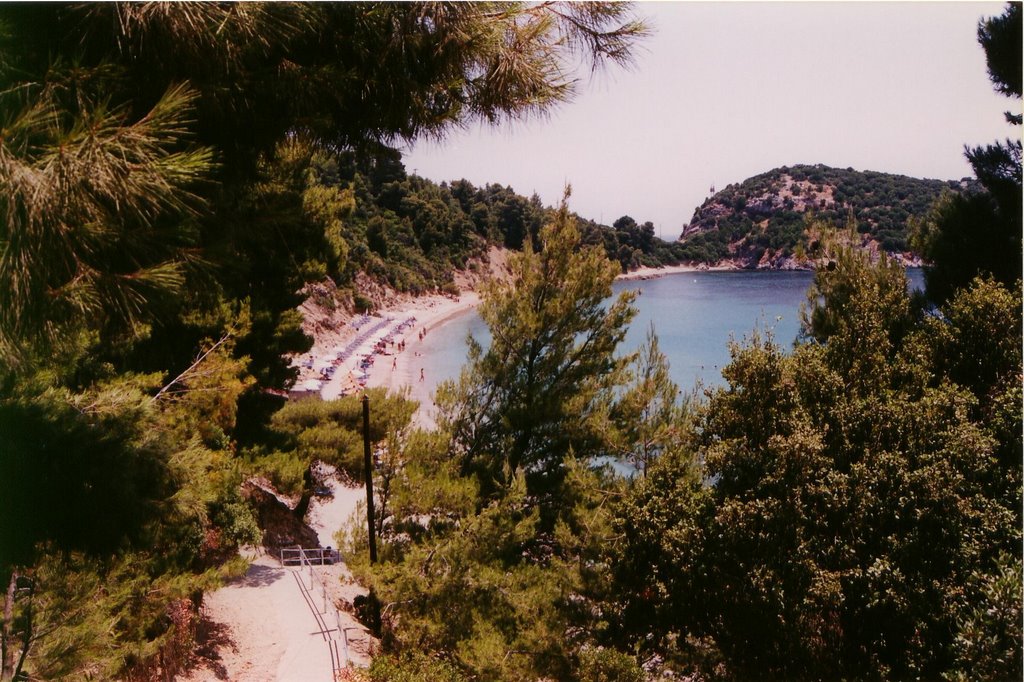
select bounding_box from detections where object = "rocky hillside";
[676,164,978,268]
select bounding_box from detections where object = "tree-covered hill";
[677,164,981,267]
[307,147,685,303]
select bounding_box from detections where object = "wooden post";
[362,394,378,563]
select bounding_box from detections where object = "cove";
[415,269,925,397]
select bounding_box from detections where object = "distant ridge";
[676,163,979,269]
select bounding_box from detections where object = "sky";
[401,1,1017,240]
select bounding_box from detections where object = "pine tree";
[914,3,1022,302]
[437,192,636,504]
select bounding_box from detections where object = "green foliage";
[0,365,259,680]
[577,645,645,682]
[945,553,1023,681]
[365,652,469,682]
[608,325,693,474]
[912,3,1021,303]
[0,3,650,677]
[0,77,213,366]
[913,187,1022,304]
[345,199,661,681]
[0,378,171,566]
[248,388,417,495]
[268,147,697,298]
[3,553,118,681]
[437,195,636,502]
[800,237,914,358]
[682,163,979,264]
[576,214,685,271]
[926,276,1022,407]
[613,246,1022,680]
[341,191,1018,682]
[978,3,1022,114]
[348,460,636,682]
[0,3,646,169]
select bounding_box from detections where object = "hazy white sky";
[402,1,1017,239]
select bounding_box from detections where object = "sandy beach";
[291,262,724,416]
[615,262,741,281]
[362,291,482,426]
[289,291,481,425]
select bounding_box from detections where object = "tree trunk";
[293,464,315,521]
[1,570,17,682]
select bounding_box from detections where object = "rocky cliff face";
[677,164,976,269]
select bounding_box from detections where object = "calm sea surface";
[418,269,925,396]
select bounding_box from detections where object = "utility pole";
[361,394,377,563]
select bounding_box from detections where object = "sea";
[416,269,926,398]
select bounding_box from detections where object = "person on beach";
[419,368,424,382]
[392,357,397,370]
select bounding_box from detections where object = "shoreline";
[289,291,482,420]
[293,260,842,414]
[362,291,481,427]
[290,263,728,415]
[615,262,735,281]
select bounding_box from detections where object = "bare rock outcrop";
[242,480,320,553]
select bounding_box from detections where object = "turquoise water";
[418,269,925,396]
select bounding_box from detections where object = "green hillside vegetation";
[678,163,981,264]
[1,2,1020,681]
[0,4,649,679]
[288,146,676,300]
[291,146,686,303]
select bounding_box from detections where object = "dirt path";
[180,478,375,681]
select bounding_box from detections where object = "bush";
[365,653,468,682]
[577,646,645,682]
[247,450,307,496]
[353,293,374,313]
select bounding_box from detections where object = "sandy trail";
[183,297,484,681]
[180,476,374,681]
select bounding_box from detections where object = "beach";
[289,262,729,424]
[289,291,482,425]
[615,262,745,281]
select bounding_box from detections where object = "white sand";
[616,262,741,281]
[291,291,481,425]
[181,476,375,681]
[361,291,480,427]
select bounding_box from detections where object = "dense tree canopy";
[349,208,1021,682]
[613,248,1021,680]
[437,196,636,503]
[0,3,649,679]
[913,2,1022,303]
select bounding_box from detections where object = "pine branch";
[151,334,230,402]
